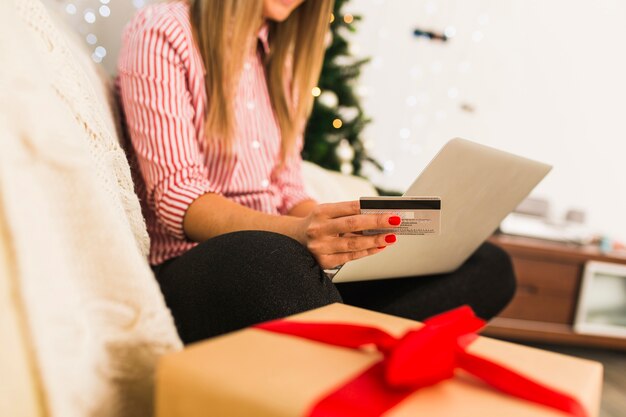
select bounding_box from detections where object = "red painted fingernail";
[385,234,396,244]
[388,216,402,226]
[377,246,386,249]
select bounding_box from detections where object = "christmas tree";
[303,0,374,177]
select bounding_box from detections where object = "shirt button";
[261,179,270,188]
[246,101,255,110]
[251,140,261,149]
[244,62,252,71]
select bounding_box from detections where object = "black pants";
[153,231,516,344]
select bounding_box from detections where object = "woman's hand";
[294,200,401,269]
[183,195,398,268]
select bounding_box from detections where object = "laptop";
[332,138,552,283]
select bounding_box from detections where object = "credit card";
[360,196,441,235]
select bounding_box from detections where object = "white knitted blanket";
[0,1,182,416]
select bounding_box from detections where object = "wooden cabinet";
[501,256,580,324]
[485,234,626,350]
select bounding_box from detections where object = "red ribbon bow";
[256,306,588,417]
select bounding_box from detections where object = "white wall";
[347,0,626,241]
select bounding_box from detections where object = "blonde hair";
[189,0,334,159]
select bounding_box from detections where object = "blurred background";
[43,0,626,245]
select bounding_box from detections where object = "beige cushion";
[43,2,125,147]
[22,0,150,258]
[0,203,45,417]
[0,2,182,417]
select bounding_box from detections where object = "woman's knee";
[469,242,517,319]
[159,231,342,342]
[213,231,343,323]
[220,231,341,303]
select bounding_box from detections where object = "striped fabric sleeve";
[118,17,217,240]
[276,134,314,214]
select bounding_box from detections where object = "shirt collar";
[257,22,270,55]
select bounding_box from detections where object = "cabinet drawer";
[513,257,581,297]
[499,257,582,324]
[500,293,573,323]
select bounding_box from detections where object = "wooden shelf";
[488,234,626,350]
[490,235,626,265]
[484,317,626,350]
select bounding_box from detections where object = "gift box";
[156,304,602,417]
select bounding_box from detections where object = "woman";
[118,0,515,344]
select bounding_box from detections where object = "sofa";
[0,1,377,416]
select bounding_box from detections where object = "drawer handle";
[518,284,539,295]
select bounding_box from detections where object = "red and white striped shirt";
[118,1,311,265]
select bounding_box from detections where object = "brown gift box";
[156,304,602,417]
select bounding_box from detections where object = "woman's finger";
[316,200,360,219]
[320,213,400,235]
[317,232,395,255]
[318,247,385,270]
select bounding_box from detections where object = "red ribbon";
[255,306,588,417]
